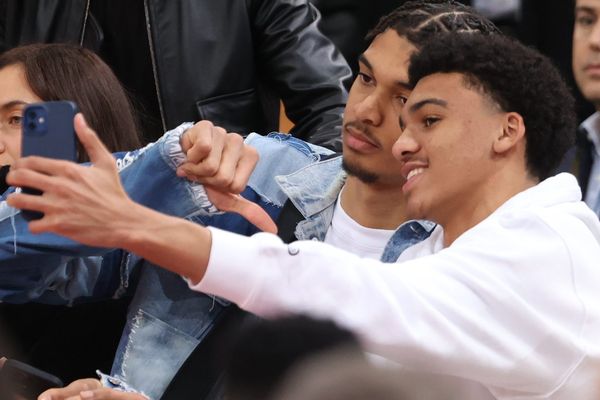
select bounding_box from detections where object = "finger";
[6,192,52,216]
[181,127,226,177]
[206,187,277,234]
[0,357,6,368]
[231,196,277,234]
[79,388,148,400]
[183,121,217,164]
[10,156,85,182]
[7,165,63,193]
[39,379,101,400]
[185,133,244,191]
[74,114,115,169]
[226,143,258,194]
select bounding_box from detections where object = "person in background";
[567,0,600,215]
[0,43,143,382]
[0,0,352,148]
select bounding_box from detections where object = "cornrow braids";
[366,0,500,48]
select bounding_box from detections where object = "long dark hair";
[0,43,142,162]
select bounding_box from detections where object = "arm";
[0,118,268,302]
[7,121,587,395]
[251,0,352,150]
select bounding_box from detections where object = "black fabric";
[88,0,162,142]
[575,125,594,199]
[0,165,9,194]
[0,0,351,149]
[0,299,129,385]
[273,199,304,244]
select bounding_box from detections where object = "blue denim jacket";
[0,125,435,399]
[106,136,435,398]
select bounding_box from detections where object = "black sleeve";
[250,0,353,151]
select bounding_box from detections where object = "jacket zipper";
[144,0,168,133]
[78,0,91,46]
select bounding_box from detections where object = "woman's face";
[0,64,42,165]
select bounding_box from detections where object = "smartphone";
[21,101,78,219]
[0,359,64,400]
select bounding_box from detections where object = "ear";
[492,112,525,155]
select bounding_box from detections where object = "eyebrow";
[357,54,411,89]
[0,100,28,111]
[409,98,448,113]
[575,6,596,14]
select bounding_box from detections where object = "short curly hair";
[366,0,501,48]
[407,34,576,181]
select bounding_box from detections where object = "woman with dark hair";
[0,43,142,192]
[0,43,143,383]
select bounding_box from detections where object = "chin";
[342,158,379,184]
[405,199,428,221]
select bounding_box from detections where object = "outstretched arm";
[6,114,272,283]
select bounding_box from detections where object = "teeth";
[407,168,425,180]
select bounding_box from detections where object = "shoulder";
[243,133,338,207]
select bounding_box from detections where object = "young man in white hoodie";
[9,32,600,400]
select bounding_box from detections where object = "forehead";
[0,65,33,94]
[404,72,488,111]
[362,29,416,83]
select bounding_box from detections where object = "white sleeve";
[191,221,586,396]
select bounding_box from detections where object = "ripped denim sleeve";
[159,123,220,215]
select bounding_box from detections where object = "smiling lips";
[401,164,427,193]
[406,167,425,181]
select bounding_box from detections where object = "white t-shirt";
[323,195,395,260]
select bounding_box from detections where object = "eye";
[576,14,596,27]
[396,95,408,105]
[357,72,374,85]
[7,114,22,127]
[423,116,440,128]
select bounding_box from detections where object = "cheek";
[6,135,21,161]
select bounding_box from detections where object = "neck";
[340,176,408,230]
[439,167,537,247]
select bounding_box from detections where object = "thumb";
[233,196,278,234]
[205,187,277,234]
[74,113,115,168]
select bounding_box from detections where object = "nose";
[392,128,420,161]
[590,22,600,50]
[353,93,384,126]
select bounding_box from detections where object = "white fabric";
[323,194,395,260]
[192,173,600,399]
[581,112,600,213]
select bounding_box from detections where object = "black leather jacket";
[0,0,352,150]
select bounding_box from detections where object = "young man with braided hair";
[2,1,503,398]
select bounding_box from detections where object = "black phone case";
[0,359,64,400]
